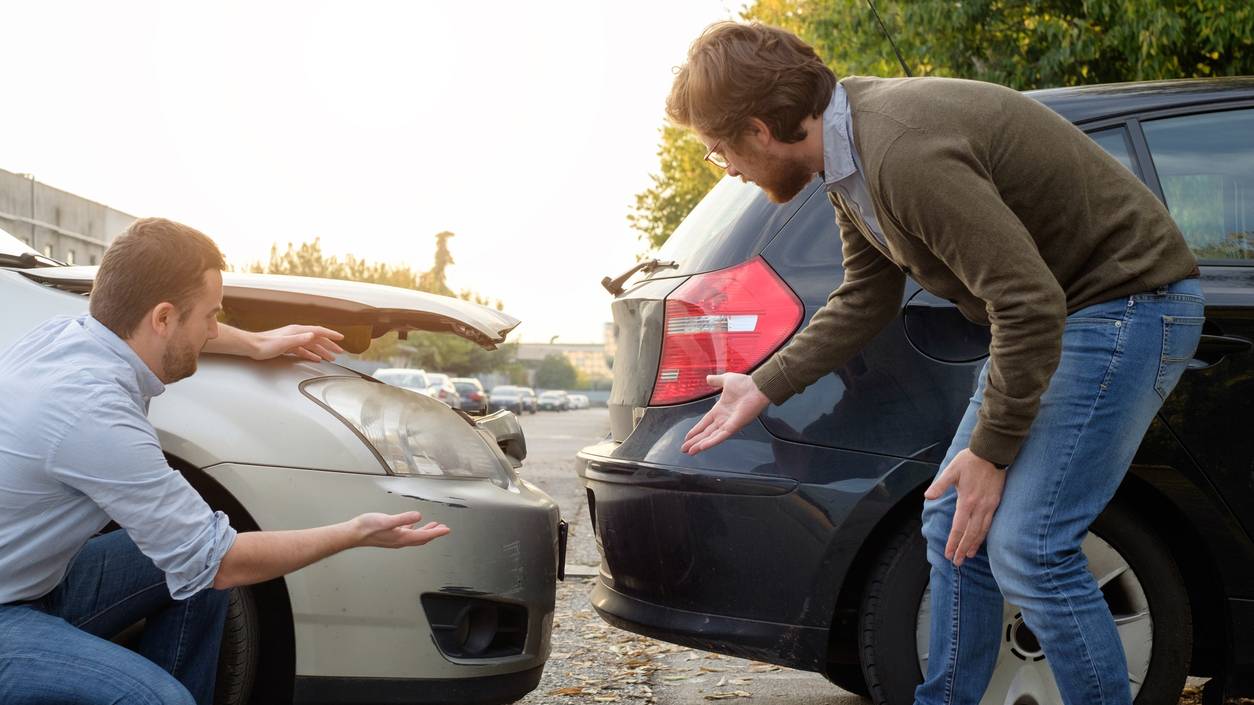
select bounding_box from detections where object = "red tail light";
[650,257,803,406]
[470,392,484,401]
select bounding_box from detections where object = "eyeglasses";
[704,141,729,170]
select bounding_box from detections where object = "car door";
[1134,105,1254,540]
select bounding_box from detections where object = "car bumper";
[205,463,562,702]
[575,409,936,673]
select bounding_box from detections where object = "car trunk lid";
[15,267,519,352]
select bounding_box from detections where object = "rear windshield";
[454,382,479,392]
[650,175,819,278]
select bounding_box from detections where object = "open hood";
[15,267,519,352]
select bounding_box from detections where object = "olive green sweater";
[750,76,1198,467]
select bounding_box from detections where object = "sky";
[0,0,740,343]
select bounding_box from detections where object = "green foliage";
[745,0,1254,89]
[535,353,578,390]
[628,124,726,250]
[633,0,1254,249]
[249,235,512,372]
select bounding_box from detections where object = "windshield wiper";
[601,258,678,296]
[0,252,64,269]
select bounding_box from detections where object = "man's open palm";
[681,373,770,455]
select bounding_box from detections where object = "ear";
[149,302,178,338]
[743,117,774,147]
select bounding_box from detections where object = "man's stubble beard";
[161,336,200,383]
[754,152,813,204]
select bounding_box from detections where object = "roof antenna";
[866,0,912,77]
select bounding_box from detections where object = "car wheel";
[858,502,1191,705]
[215,586,260,705]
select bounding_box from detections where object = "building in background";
[0,168,135,264]
[516,341,613,384]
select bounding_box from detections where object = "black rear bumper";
[591,579,831,671]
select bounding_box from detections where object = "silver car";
[0,230,564,705]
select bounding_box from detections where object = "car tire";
[215,586,260,705]
[858,502,1191,705]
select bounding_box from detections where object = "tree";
[632,0,1254,249]
[628,125,725,250]
[535,353,578,390]
[248,234,513,372]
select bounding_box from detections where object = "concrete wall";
[0,168,136,265]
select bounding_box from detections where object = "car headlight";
[302,376,513,488]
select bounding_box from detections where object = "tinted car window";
[454,382,478,392]
[1088,127,1140,178]
[1142,108,1254,261]
[653,176,818,277]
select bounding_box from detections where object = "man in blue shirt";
[0,218,451,705]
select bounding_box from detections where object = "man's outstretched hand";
[251,324,345,362]
[353,511,451,548]
[681,373,770,455]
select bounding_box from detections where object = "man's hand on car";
[924,448,1007,567]
[354,511,452,548]
[681,373,770,455]
[250,324,346,362]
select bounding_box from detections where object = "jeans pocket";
[1156,316,1204,399]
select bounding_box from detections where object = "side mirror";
[475,409,527,468]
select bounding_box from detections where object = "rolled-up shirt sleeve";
[47,388,237,599]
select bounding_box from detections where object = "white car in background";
[567,394,590,410]
[372,367,431,395]
[0,229,565,705]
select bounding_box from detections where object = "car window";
[654,176,817,277]
[1088,126,1140,179]
[1142,108,1254,262]
[454,382,478,392]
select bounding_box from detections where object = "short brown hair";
[90,217,226,338]
[666,22,836,145]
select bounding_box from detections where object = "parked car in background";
[425,372,462,410]
[567,394,590,410]
[372,367,431,396]
[578,78,1254,705]
[537,390,569,411]
[0,228,565,705]
[519,387,538,414]
[452,377,489,415]
[490,385,530,415]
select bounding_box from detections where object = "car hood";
[14,267,519,352]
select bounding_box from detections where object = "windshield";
[454,382,479,392]
[651,175,818,278]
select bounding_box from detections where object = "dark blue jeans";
[917,278,1205,705]
[0,530,229,704]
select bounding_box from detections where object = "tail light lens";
[650,257,803,406]
[470,392,484,401]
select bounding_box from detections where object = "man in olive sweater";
[673,22,1203,705]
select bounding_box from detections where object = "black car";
[577,77,1254,705]
[451,376,489,414]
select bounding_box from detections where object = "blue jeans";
[0,530,230,704]
[916,278,1205,705]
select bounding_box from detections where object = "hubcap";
[914,533,1152,705]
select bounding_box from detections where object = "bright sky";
[1,0,739,343]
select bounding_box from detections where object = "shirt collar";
[83,315,166,400]
[821,83,856,188]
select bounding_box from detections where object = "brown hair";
[90,217,226,338]
[666,22,836,145]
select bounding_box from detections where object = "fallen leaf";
[549,687,585,696]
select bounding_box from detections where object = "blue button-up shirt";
[822,83,887,246]
[0,315,235,604]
